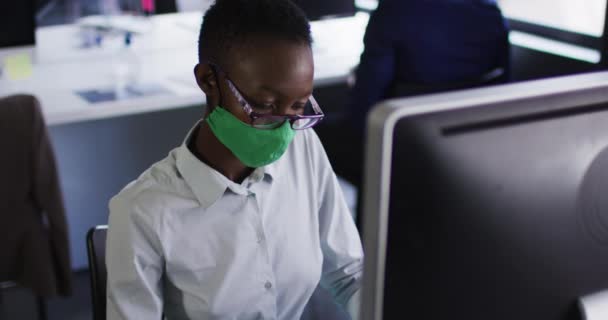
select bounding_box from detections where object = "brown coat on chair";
[0,94,72,297]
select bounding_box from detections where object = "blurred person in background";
[317,0,510,226]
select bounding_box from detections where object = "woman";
[105,0,363,319]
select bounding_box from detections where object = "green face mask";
[206,106,296,168]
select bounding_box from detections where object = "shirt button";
[257,234,264,243]
[264,281,272,290]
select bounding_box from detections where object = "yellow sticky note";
[4,54,33,80]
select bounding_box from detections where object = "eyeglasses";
[211,64,324,130]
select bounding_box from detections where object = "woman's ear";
[194,63,218,95]
[194,63,220,112]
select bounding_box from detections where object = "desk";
[0,11,368,269]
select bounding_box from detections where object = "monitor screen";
[0,0,36,47]
[497,0,607,37]
[361,72,608,320]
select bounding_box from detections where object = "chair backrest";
[388,67,506,98]
[86,225,108,320]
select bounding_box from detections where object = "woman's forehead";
[226,39,314,95]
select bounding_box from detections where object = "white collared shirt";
[105,122,363,320]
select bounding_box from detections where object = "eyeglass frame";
[209,63,325,130]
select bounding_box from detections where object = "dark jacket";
[0,94,72,297]
[350,0,510,128]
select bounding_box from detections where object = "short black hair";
[198,0,313,65]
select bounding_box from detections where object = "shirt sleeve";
[106,193,165,320]
[309,131,364,318]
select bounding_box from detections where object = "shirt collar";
[176,120,277,209]
[263,161,277,182]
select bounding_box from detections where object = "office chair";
[388,67,506,98]
[86,225,108,320]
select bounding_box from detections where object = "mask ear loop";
[200,65,223,131]
[209,65,225,111]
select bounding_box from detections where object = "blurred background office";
[2,0,608,319]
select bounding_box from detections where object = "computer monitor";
[291,0,356,20]
[0,0,36,48]
[360,72,608,320]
